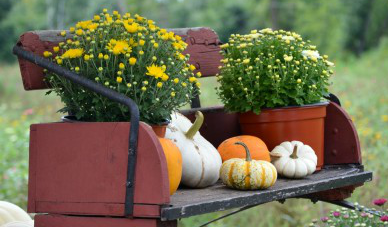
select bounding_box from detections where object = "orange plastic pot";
[151,124,167,138]
[238,102,328,170]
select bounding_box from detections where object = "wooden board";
[28,122,169,217]
[35,214,177,227]
[16,28,221,90]
[160,165,372,220]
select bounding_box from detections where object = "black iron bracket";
[12,45,140,217]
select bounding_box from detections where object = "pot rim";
[61,115,170,125]
[238,101,329,115]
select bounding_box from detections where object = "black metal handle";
[12,44,139,217]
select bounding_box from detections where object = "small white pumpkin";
[2,220,34,227]
[165,111,222,188]
[0,201,32,226]
[270,141,317,178]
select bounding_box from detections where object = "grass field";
[1,39,387,226]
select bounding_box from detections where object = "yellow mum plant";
[45,10,200,124]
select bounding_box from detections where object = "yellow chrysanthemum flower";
[76,29,83,36]
[107,39,131,55]
[116,77,123,83]
[119,63,125,69]
[129,57,137,65]
[146,64,165,78]
[53,46,60,53]
[61,48,84,59]
[124,22,139,33]
[43,51,52,58]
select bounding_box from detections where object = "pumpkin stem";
[290,145,298,159]
[185,111,204,140]
[234,142,252,162]
[270,152,282,159]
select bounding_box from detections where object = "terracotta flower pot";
[151,124,167,138]
[238,102,328,170]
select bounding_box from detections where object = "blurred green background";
[0,0,387,226]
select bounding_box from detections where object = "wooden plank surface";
[161,165,372,220]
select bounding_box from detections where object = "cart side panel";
[16,28,222,90]
[324,102,362,164]
[35,214,177,227]
[181,106,241,147]
[28,122,169,216]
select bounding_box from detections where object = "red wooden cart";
[13,27,372,227]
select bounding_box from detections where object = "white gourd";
[0,201,32,226]
[165,111,222,188]
[270,141,317,178]
[2,220,34,227]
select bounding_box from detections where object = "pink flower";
[380,215,388,222]
[320,217,329,222]
[343,214,349,219]
[22,108,34,116]
[373,198,387,206]
[332,211,341,217]
[360,212,367,217]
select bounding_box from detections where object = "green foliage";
[309,202,388,226]
[46,11,199,124]
[0,105,29,208]
[217,28,333,114]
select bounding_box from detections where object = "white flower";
[282,35,295,41]
[249,33,261,39]
[302,50,321,59]
[284,55,293,62]
[325,60,335,67]
[260,28,273,34]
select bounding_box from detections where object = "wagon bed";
[13,27,372,227]
[163,165,372,221]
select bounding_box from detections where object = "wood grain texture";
[28,122,169,217]
[324,102,362,164]
[35,214,177,227]
[16,27,221,90]
[161,165,372,220]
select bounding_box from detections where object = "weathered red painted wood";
[35,214,177,227]
[17,32,62,90]
[178,28,222,77]
[324,102,362,164]
[181,106,241,147]
[28,122,169,217]
[34,202,160,217]
[16,28,222,90]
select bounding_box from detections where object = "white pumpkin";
[0,201,32,226]
[2,221,34,227]
[270,141,317,178]
[165,111,222,188]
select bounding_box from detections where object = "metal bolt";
[126,181,132,188]
[333,128,339,134]
[332,149,337,155]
